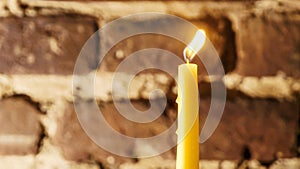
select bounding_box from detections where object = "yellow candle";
[176,62,199,169]
[176,29,206,169]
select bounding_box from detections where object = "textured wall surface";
[0,0,299,169]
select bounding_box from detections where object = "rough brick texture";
[53,101,174,166]
[0,97,41,155]
[100,16,236,76]
[234,12,300,78]
[199,95,299,161]
[52,102,131,166]
[0,16,96,74]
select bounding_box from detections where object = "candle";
[176,30,206,169]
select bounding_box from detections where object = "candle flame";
[184,29,206,62]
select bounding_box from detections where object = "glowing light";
[184,29,206,62]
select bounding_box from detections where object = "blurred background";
[0,0,299,169]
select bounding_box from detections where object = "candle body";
[176,63,199,169]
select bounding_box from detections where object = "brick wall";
[0,0,299,169]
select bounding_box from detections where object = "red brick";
[99,16,236,76]
[0,97,41,155]
[199,95,299,161]
[53,100,174,165]
[234,13,300,78]
[0,16,97,74]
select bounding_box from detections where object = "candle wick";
[183,47,192,63]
